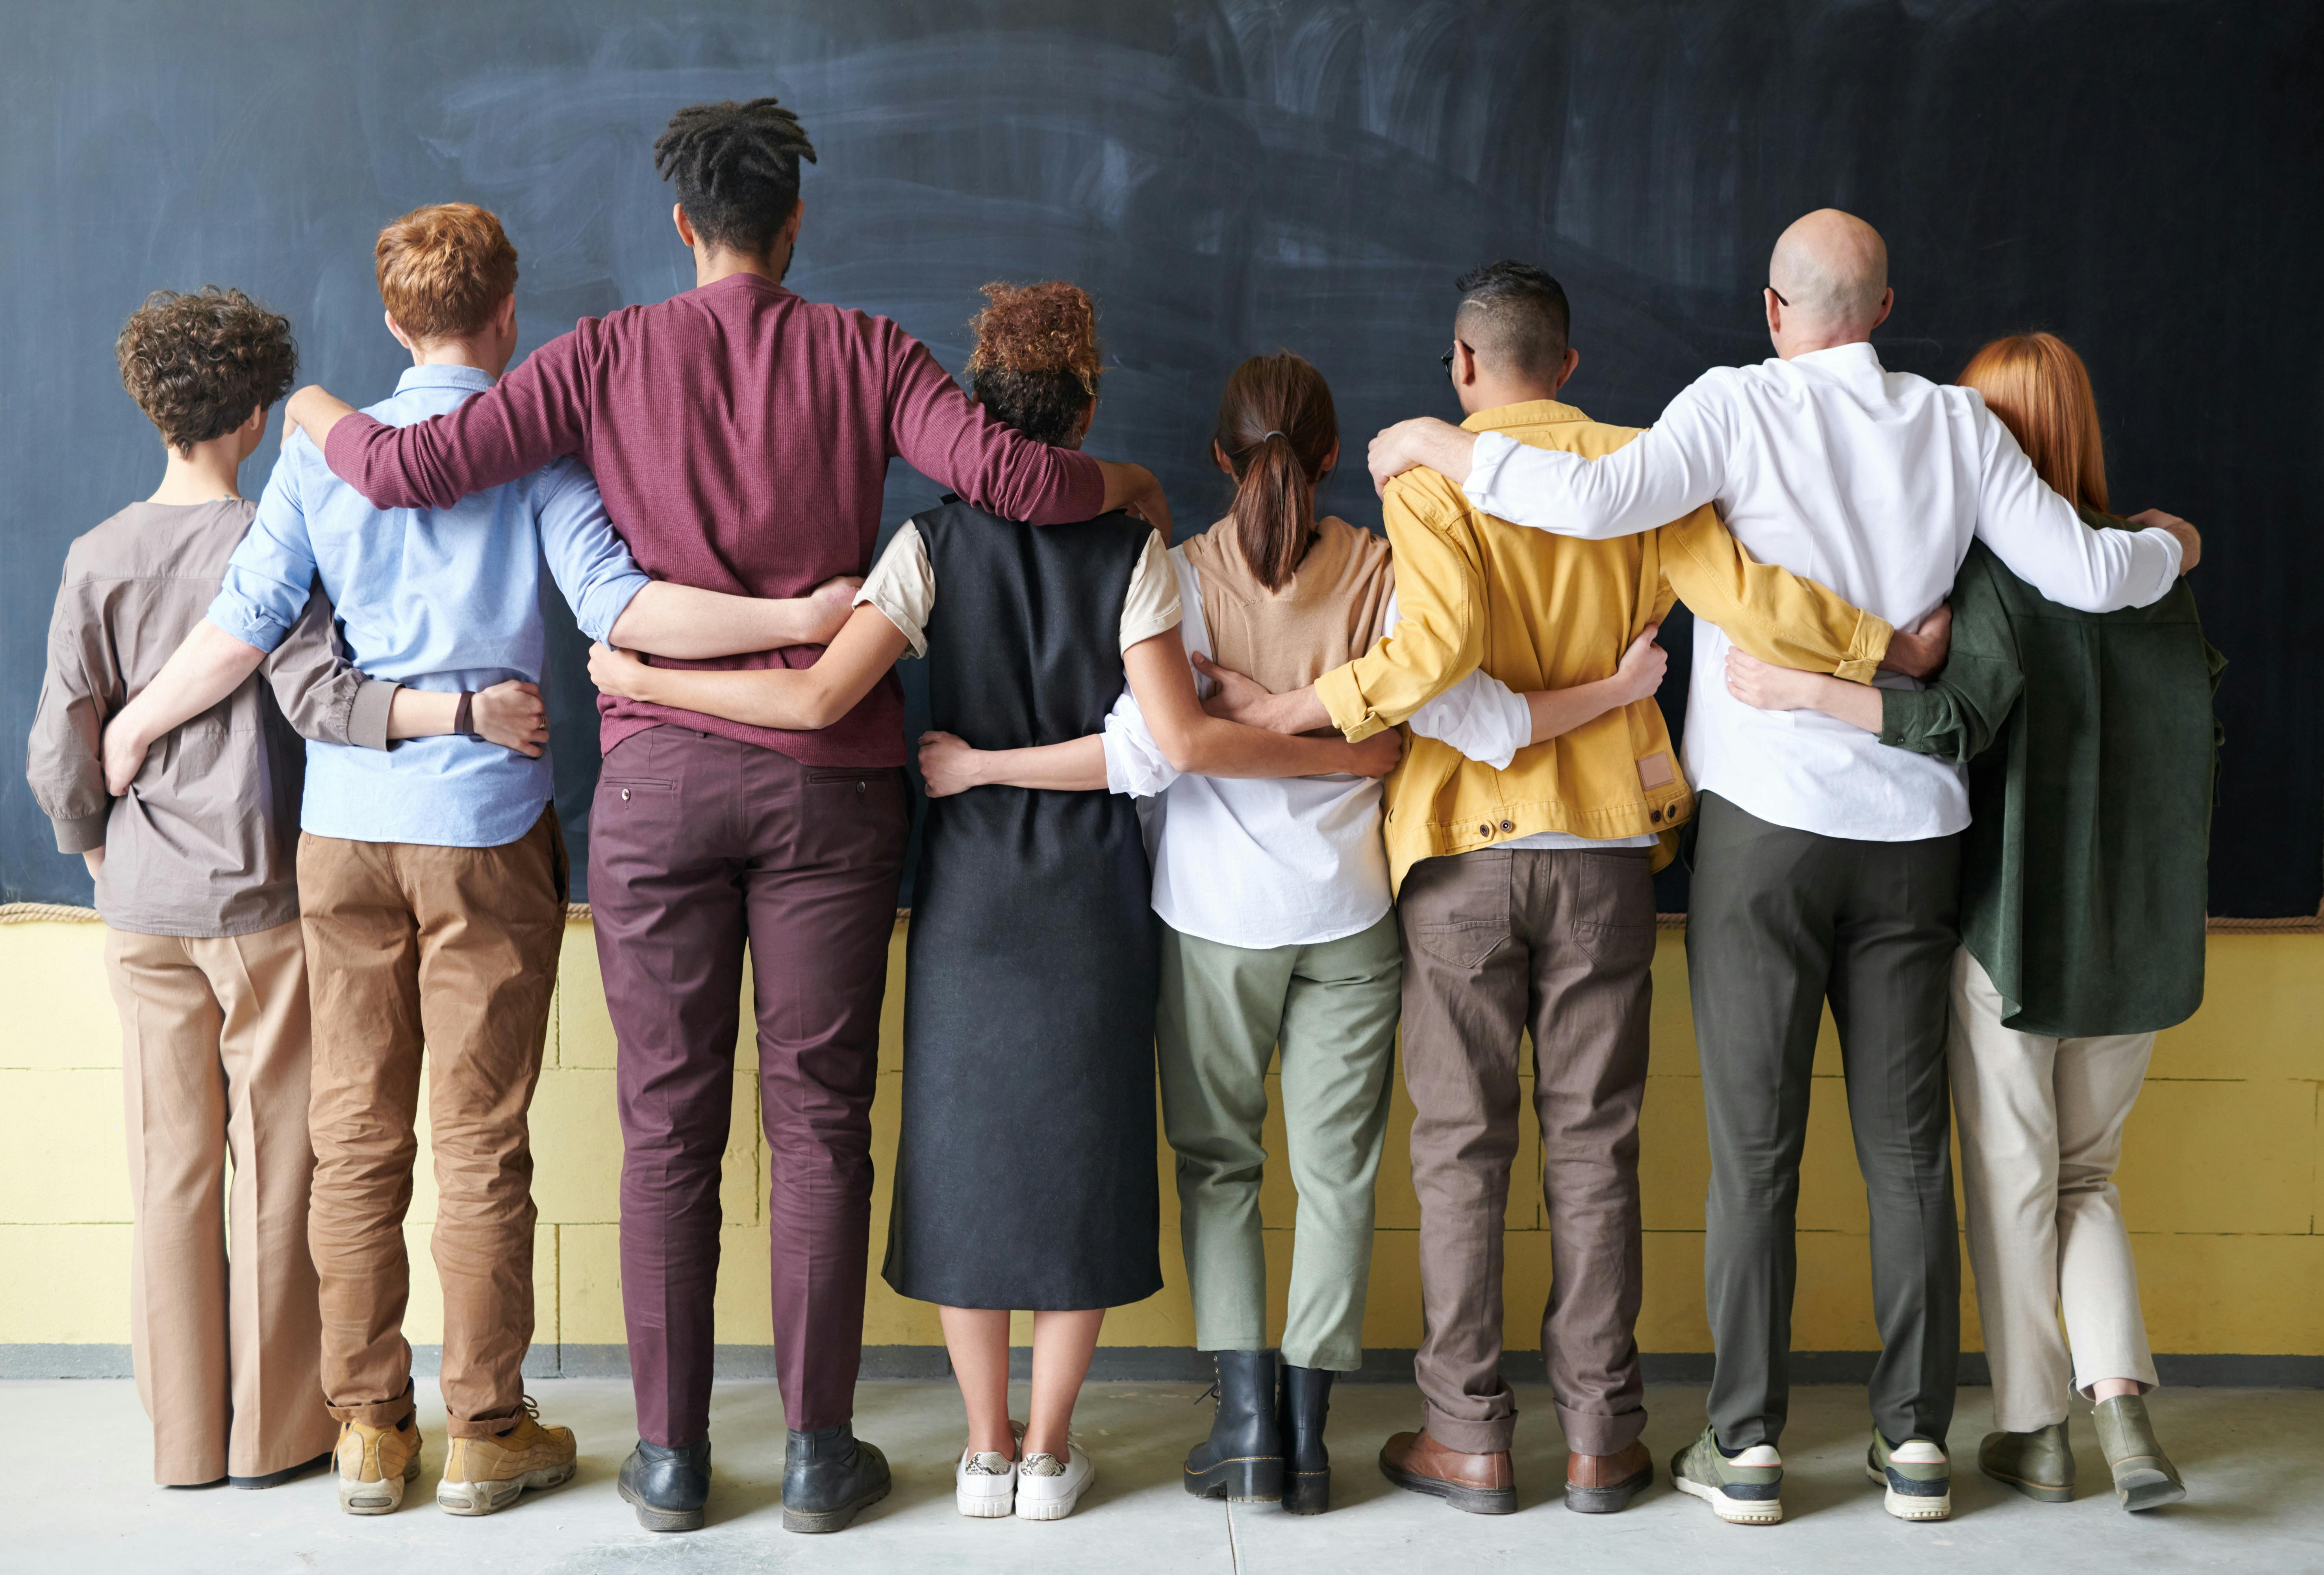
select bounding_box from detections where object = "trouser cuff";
[1557,1399,1647,1458]
[446,1401,526,1440]
[327,1384,415,1431]
[1423,1403,1515,1456]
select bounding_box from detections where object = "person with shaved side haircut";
[1366,209,2200,1526]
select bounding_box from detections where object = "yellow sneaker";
[437,1398,578,1516]
[335,1414,423,1515]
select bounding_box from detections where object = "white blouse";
[1099,548,1545,949]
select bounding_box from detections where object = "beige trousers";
[104,921,335,1485]
[1948,948,2159,1432]
[299,812,564,1439]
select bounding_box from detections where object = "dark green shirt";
[1879,521,2223,1038]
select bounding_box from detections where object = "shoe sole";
[1184,1455,1284,1504]
[1378,1452,1516,1516]
[1016,1466,1095,1522]
[1565,1463,1653,1514]
[1281,1466,1329,1515]
[956,1482,1016,1518]
[1671,1471,1782,1525]
[782,1477,890,1534]
[437,1460,577,1516]
[2113,1464,2187,1512]
[1980,1463,2074,1504]
[617,1474,705,1532]
[338,1455,420,1516]
[1866,1461,1952,1521]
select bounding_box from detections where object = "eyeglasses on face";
[1440,339,1474,373]
[1767,285,1790,307]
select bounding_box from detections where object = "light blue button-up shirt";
[209,364,650,847]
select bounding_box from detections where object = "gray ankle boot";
[2092,1395,2185,1512]
[1978,1422,2074,1503]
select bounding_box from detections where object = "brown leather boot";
[1378,1429,1516,1515]
[1565,1438,1654,1513]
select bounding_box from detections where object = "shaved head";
[1769,209,1889,332]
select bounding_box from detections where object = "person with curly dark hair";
[586,280,1399,1525]
[281,98,1177,1538]
[26,285,519,1493]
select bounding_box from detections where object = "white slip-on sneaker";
[956,1445,1017,1518]
[1015,1443,1095,1521]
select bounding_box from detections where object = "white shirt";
[1462,343,2184,842]
[1100,552,1547,948]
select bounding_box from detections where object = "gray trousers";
[1686,793,1962,1451]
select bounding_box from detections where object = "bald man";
[1365,209,2197,1528]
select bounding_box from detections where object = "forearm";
[387,689,460,739]
[117,620,269,750]
[619,663,848,731]
[1525,676,1633,744]
[1174,714,1370,779]
[964,736,1109,791]
[1245,684,1334,736]
[610,583,830,660]
[1794,672,1885,733]
[82,847,105,879]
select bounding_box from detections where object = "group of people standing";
[29,93,2219,1539]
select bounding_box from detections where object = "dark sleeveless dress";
[880,498,1164,1310]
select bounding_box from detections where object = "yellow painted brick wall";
[3,919,2318,1355]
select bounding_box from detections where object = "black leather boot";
[781,1423,890,1533]
[618,1438,711,1532]
[1184,1349,1284,1502]
[1279,1364,1334,1514]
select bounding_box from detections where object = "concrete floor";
[7,1378,2320,1574]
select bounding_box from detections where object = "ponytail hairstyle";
[965,281,1103,446]
[1957,332,2110,513]
[1213,351,1337,590]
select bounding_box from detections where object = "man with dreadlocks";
[287,97,1166,1536]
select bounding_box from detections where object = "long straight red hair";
[1958,332,2110,513]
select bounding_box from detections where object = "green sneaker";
[2092,1396,2185,1512]
[1669,1424,1782,1525]
[1865,1431,1951,1521]
[1979,1423,2074,1503]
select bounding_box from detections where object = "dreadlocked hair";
[964,281,1103,447]
[653,98,818,258]
[1214,351,1337,590]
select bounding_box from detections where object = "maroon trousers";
[589,727,908,1446]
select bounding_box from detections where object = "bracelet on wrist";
[454,690,477,738]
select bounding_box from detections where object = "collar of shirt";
[392,362,495,397]
[1459,397,1589,434]
[1774,341,1883,382]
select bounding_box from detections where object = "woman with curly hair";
[587,281,1398,1523]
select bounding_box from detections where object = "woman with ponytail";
[920,350,1540,1515]
[590,291,1397,1525]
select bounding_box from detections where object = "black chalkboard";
[6,1,2316,916]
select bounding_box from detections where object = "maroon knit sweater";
[322,273,1105,766]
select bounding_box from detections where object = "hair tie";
[1260,429,1287,441]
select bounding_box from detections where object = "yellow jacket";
[1314,399,1892,890]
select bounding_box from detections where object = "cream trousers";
[1948,948,2159,1432]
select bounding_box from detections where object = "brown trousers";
[104,921,337,1484]
[1397,847,1655,1457]
[300,809,565,1439]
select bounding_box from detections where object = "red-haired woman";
[1724,332,2219,1513]
[588,288,1396,1524]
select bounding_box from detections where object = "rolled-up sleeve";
[1100,686,1178,797]
[1313,474,1486,740]
[209,443,325,655]
[533,458,651,643]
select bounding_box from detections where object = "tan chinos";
[1949,948,2159,1431]
[104,920,337,1485]
[300,809,565,1440]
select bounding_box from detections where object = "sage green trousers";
[1157,915,1402,1371]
